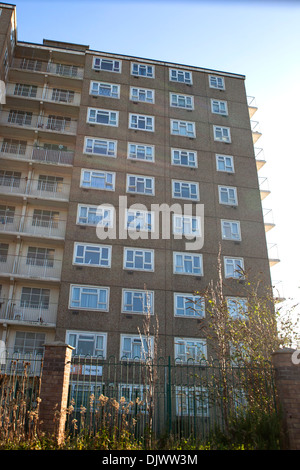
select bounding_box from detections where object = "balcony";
[0,299,57,326]
[0,215,66,240]
[268,243,280,267]
[263,208,275,232]
[258,176,271,200]
[0,254,62,281]
[250,120,262,144]
[0,176,70,202]
[0,110,77,136]
[254,147,266,170]
[6,83,81,107]
[0,142,74,166]
[247,96,258,118]
[11,58,84,79]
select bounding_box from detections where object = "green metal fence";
[67,355,277,441]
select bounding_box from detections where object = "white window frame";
[174,337,207,363]
[126,208,154,232]
[173,215,201,237]
[169,69,193,84]
[76,204,113,228]
[173,252,203,276]
[84,137,117,158]
[211,99,228,115]
[172,180,199,201]
[174,293,205,318]
[209,75,225,90]
[130,87,155,104]
[73,242,112,268]
[216,154,234,173]
[226,297,248,319]
[90,81,120,99]
[221,220,241,241]
[87,108,119,127]
[131,62,154,78]
[129,113,154,132]
[127,143,154,162]
[66,330,107,358]
[170,93,194,110]
[80,169,115,191]
[124,247,154,272]
[122,289,154,315]
[93,57,121,73]
[213,125,231,143]
[224,256,245,279]
[69,284,110,311]
[176,386,209,417]
[218,185,238,206]
[126,174,155,196]
[171,119,195,138]
[171,148,197,168]
[120,334,154,361]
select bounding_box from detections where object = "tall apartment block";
[0,3,277,362]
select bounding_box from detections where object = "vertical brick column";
[272,348,300,450]
[39,342,74,445]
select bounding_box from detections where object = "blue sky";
[10,0,300,308]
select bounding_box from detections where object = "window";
[80,169,115,191]
[120,334,154,360]
[174,338,207,362]
[130,87,154,103]
[84,137,117,157]
[221,220,241,241]
[224,257,244,279]
[213,125,231,143]
[173,215,201,237]
[169,69,192,84]
[87,108,118,127]
[174,293,205,318]
[0,205,15,224]
[14,332,45,356]
[209,75,225,90]
[46,115,71,132]
[73,243,111,268]
[172,180,199,200]
[216,154,234,173]
[211,99,228,115]
[129,113,154,131]
[131,63,154,78]
[173,252,203,276]
[1,139,27,155]
[226,297,248,319]
[0,170,21,188]
[93,57,121,73]
[124,248,154,271]
[20,287,50,309]
[37,175,64,193]
[8,110,32,126]
[171,148,197,168]
[0,243,9,262]
[170,93,194,109]
[127,143,154,162]
[32,209,60,228]
[26,247,55,267]
[14,83,38,98]
[176,386,209,417]
[171,119,195,138]
[122,289,153,314]
[218,186,238,206]
[51,88,75,104]
[69,284,109,311]
[90,81,120,99]
[77,204,113,227]
[67,330,107,357]
[126,174,154,195]
[126,209,153,232]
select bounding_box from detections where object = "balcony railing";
[0,298,57,325]
[250,120,262,143]
[254,147,266,170]
[0,254,62,280]
[247,96,258,118]
[0,143,74,166]
[0,215,66,239]
[0,177,70,201]
[11,58,84,79]
[263,208,275,232]
[267,243,280,267]
[258,176,271,200]
[0,111,77,135]
[6,83,81,106]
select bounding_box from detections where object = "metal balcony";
[263,208,275,232]
[258,176,271,200]
[0,298,57,326]
[254,147,266,170]
[0,144,74,166]
[0,254,62,280]
[11,58,84,79]
[0,177,70,201]
[268,243,280,267]
[6,83,81,107]
[0,110,77,135]
[247,96,258,118]
[0,214,66,240]
[250,120,262,144]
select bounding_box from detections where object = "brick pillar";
[39,342,74,445]
[272,348,300,450]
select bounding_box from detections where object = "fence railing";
[67,355,277,440]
